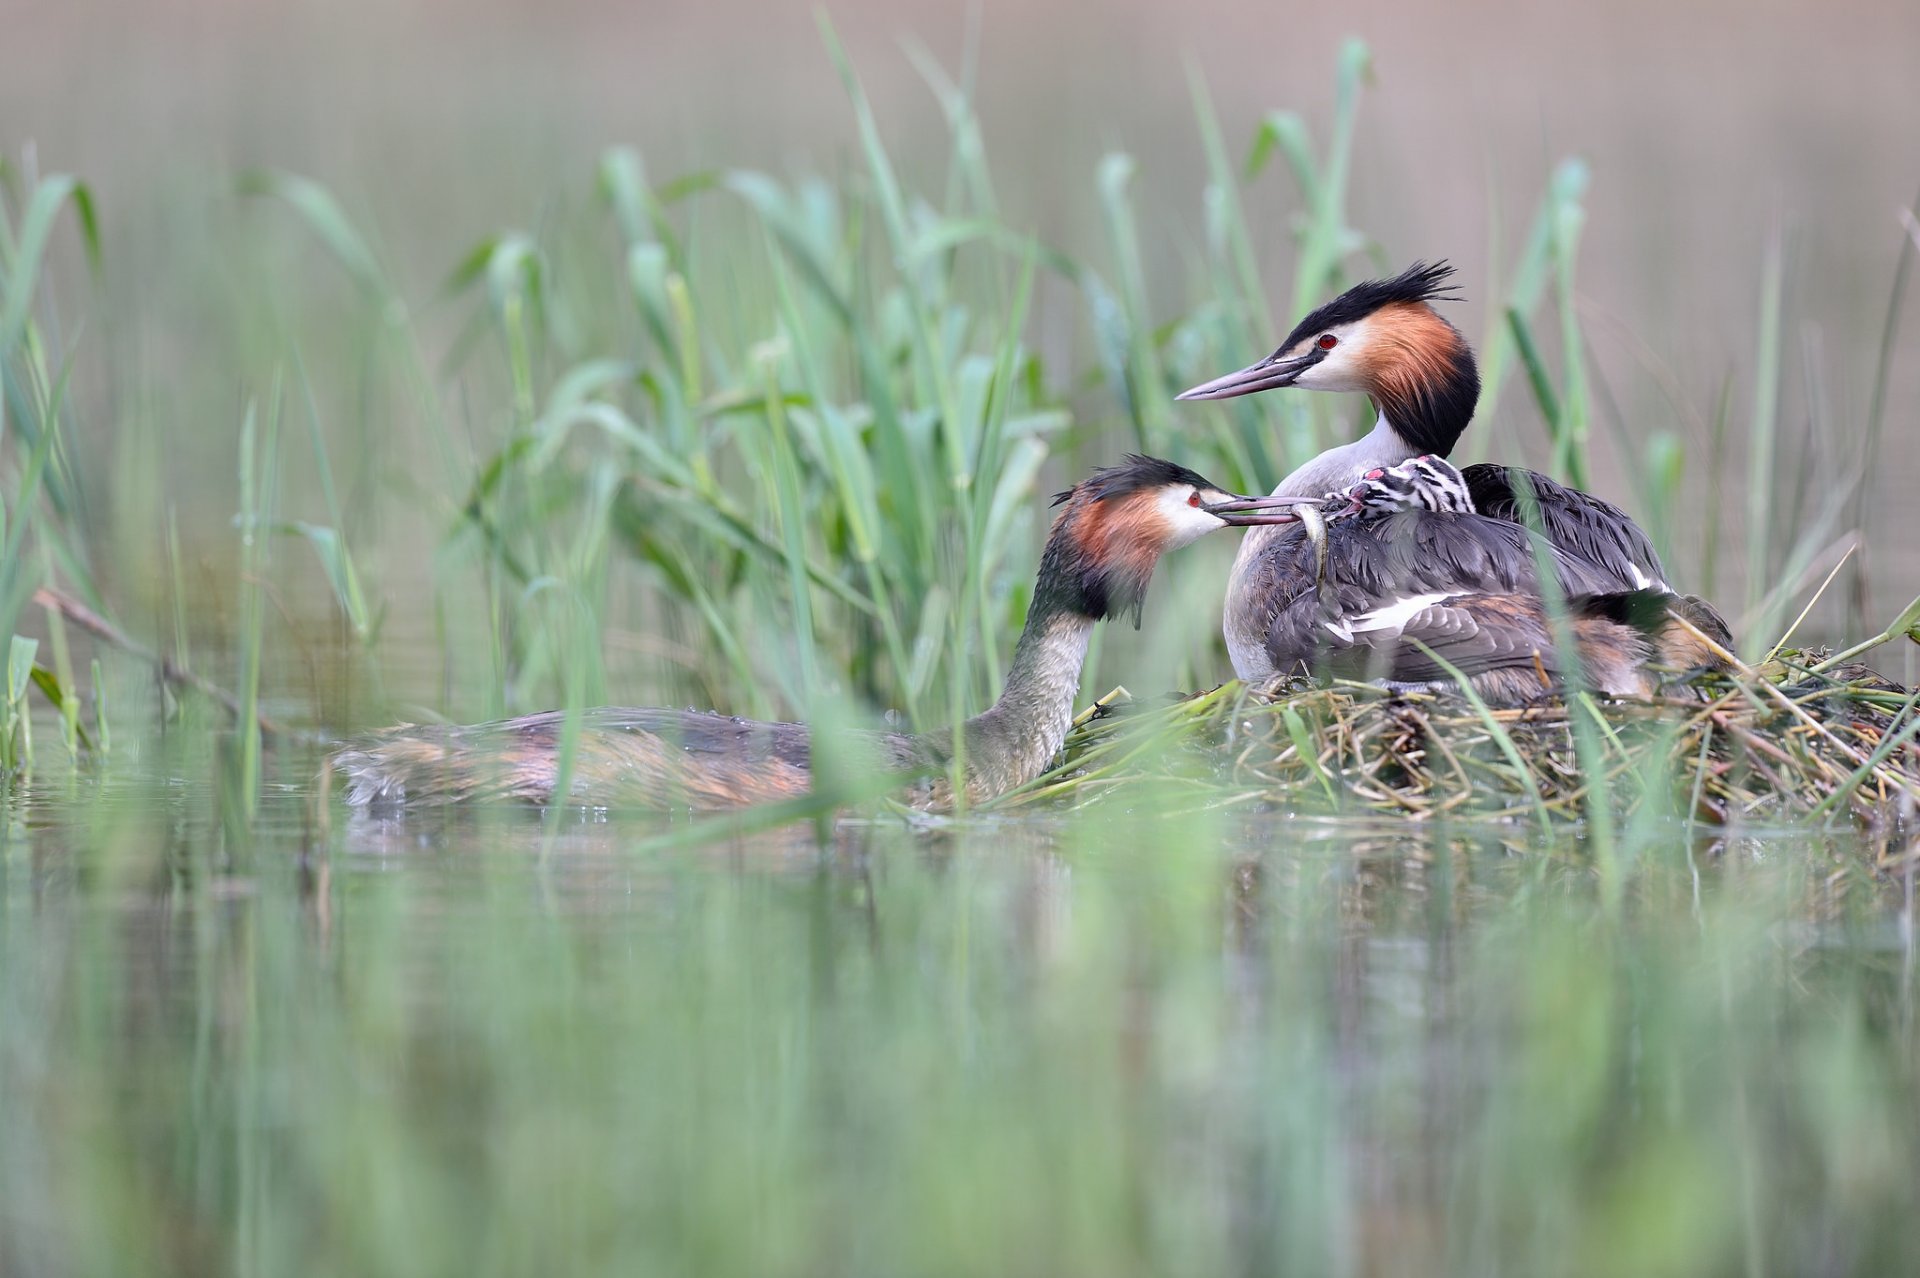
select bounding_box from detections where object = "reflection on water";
[3,773,1918,1276]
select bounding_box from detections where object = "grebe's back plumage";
[1457,463,1669,593]
[331,456,1291,811]
[1178,261,1728,698]
[1214,455,1731,701]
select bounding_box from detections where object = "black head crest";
[1052,454,1220,508]
[1277,260,1463,353]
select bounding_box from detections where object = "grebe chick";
[1177,260,1731,694]
[330,456,1298,812]
[1339,455,1477,518]
[1265,454,1479,524]
[1211,455,1732,702]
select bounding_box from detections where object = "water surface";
[5,767,1916,1276]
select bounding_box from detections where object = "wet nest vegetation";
[1009,648,1920,844]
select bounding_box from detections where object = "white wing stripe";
[1340,591,1457,637]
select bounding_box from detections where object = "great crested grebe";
[1178,261,1731,702]
[1250,454,1732,699]
[330,456,1297,811]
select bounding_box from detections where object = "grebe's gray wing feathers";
[1251,511,1625,689]
[1327,593,1561,687]
[1460,464,1671,594]
[1281,507,1631,601]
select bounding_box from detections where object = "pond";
[4,759,1916,1277]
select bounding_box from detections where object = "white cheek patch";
[1291,318,1370,394]
[1325,591,1456,640]
[1153,487,1230,549]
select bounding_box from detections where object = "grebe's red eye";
[1317,334,1338,350]
[1187,491,1202,507]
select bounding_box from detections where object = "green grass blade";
[238,170,388,298]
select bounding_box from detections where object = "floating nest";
[1010,650,1920,838]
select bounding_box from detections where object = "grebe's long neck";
[1268,414,1422,498]
[945,594,1097,801]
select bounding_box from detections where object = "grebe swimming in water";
[1179,261,1731,703]
[330,456,1299,811]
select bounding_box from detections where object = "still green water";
[3,758,1915,1277]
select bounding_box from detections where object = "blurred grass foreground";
[5,23,1920,1278]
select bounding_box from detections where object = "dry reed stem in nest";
[1022,652,1920,842]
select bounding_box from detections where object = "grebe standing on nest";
[1179,261,1730,703]
[331,457,1297,812]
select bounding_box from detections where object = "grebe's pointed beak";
[1203,494,1321,526]
[1175,348,1321,401]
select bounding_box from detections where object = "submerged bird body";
[332,457,1289,812]
[331,706,863,810]
[1181,262,1728,702]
